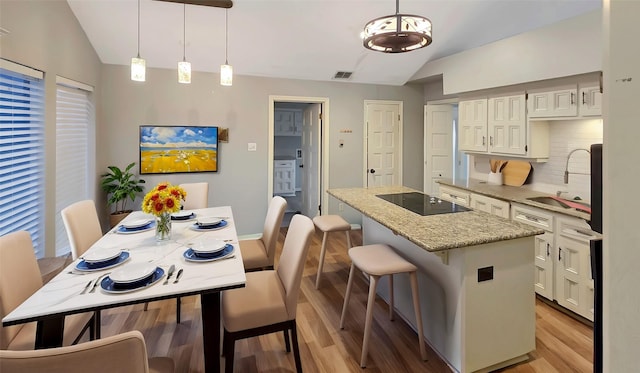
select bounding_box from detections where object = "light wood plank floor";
[95,226,593,372]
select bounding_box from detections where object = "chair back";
[0,330,167,373]
[0,231,43,349]
[261,196,287,266]
[61,200,103,259]
[276,214,314,320]
[179,182,209,210]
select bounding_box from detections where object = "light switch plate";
[248,143,257,151]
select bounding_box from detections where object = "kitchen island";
[328,186,544,373]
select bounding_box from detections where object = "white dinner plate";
[196,217,222,227]
[101,267,164,294]
[191,239,226,254]
[183,245,234,262]
[121,219,152,229]
[82,248,122,264]
[74,252,130,272]
[172,210,193,219]
[109,262,157,284]
[189,220,228,231]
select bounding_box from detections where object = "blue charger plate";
[183,244,234,262]
[100,267,165,294]
[188,220,228,231]
[74,251,130,272]
[115,220,156,234]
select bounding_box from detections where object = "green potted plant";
[101,162,146,227]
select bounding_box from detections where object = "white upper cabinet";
[458,99,488,152]
[274,108,302,136]
[487,94,527,155]
[578,84,603,117]
[528,81,602,119]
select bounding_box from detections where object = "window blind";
[55,81,94,257]
[0,65,45,258]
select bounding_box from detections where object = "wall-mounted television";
[139,125,218,174]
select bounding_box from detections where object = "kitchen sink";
[526,196,591,213]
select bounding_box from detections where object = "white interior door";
[424,104,454,195]
[301,103,321,217]
[366,101,402,187]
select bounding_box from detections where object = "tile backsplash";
[470,118,603,201]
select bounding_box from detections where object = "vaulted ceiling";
[67,0,602,86]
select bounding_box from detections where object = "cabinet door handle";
[582,92,587,105]
[546,243,550,257]
[482,136,486,146]
[558,247,562,261]
[571,92,575,105]
[489,136,493,146]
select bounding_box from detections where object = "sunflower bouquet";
[142,182,187,240]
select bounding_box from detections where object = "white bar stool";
[340,244,427,368]
[312,215,351,289]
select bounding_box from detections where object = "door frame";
[268,95,330,216]
[362,100,403,187]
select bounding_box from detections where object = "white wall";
[603,1,640,371]
[412,10,602,95]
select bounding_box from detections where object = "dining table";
[2,206,246,373]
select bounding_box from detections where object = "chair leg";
[176,297,181,323]
[345,230,352,249]
[361,274,379,368]
[409,271,427,361]
[224,330,235,373]
[315,232,329,289]
[290,321,303,373]
[340,263,356,329]
[389,274,394,321]
[143,302,149,311]
[284,329,291,352]
[94,310,101,339]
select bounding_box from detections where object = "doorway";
[268,96,330,227]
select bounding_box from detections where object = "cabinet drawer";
[511,203,554,232]
[439,186,470,206]
[274,160,295,168]
[556,216,598,243]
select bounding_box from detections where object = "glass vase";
[155,212,172,241]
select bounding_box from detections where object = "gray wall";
[98,65,425,234]
[1,0,102,257]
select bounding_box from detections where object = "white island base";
[363,217,535,373]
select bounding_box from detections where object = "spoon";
[173,269,183,284]
[163,264,176,285]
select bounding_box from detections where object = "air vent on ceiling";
[333,71,353,80]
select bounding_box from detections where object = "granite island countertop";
[328,186,543,252]
[437,179,591,221]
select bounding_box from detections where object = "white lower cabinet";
[273,160,296,196]
[555,216,597,321]
[469,194,510,218]
[439,185,470,206]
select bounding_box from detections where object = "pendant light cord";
[183,2,186,61]
[225,9,228,64]
[137,0,141,58]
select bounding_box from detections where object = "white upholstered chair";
[221,214,314,373]
[179,182,209,210]
[0,330,174,373]
[239,196,287,271]
[0,231,95,350]
[60,199,103,260]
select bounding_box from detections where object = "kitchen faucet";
[564,148,591,184]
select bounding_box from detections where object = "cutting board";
[501,160,532,186]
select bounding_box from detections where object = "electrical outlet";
[248,143,257,151]
[339,203,344,211]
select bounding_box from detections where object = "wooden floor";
[95,226,593,372]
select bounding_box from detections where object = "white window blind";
[55,80,94,257]
[0,64,45,258]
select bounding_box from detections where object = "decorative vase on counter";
[487,171,503,185]
[155,212,172,241]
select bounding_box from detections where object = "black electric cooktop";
[376,192,470,216]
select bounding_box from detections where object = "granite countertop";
[437,179,591,221]
[328,186,543,253]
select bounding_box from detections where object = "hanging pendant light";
[363,0,432,53]
[131,0,146,81]
[220,9,232,86]
[178,2,191,84]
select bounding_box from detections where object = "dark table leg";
[35,316,64,349]
[201,292,221,373]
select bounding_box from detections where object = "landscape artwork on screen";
[139,125,218,174]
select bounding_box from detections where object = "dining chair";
[0,231,95,350]
[239,196,287,271]
[60,199,103,260]
[0,330,174,373]
[221,214,314,373]
[179,182,209,210]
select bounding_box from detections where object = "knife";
[173,268,183,284]
[163,264,176,285]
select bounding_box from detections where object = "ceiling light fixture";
[178,2,191,83]
[362,0,432,53]
[131,0,146,81]
[220,9,232,86]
